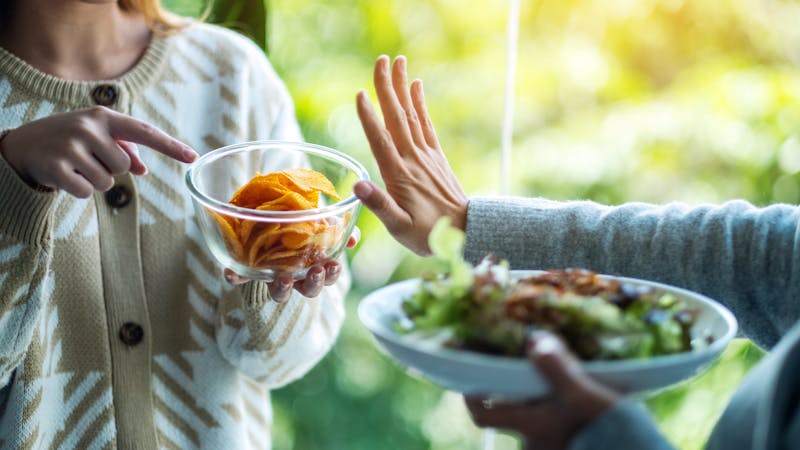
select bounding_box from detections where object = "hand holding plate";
[464,332,619,449]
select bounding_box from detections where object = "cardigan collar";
[0,32,171,108]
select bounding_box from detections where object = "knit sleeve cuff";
[0,152,59,245]
[239,280,274,313]
[463,195,555,264]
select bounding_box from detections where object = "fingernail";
[354,182,372,198]
[533,334,562,356]
[183,146,198,162]
[310,271,323,283]
[328,264,340,276]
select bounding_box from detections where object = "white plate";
[358,270,738,399]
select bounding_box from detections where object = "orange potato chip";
[255,245,326,269]
[255,254,308,272]
[229,177,289,208]
[238,219,257,244]
[246,225,282,265]
[281,231,313,249]
[209,210,243,259]
[213,168,345,271]
[280,221,321,234]
[256,191,317,211]
[279,168,341,201]
[229,168,340,209]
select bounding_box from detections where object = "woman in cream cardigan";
[0,1,350,448]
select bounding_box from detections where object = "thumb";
[526,332,586,394]
[353,180,408,226]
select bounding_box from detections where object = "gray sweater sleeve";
[464,196,800,350]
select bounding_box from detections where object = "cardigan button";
[105,185,131,208]
[119,322,144,346]
[91,84,118,106]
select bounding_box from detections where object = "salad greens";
[398,218,701,360]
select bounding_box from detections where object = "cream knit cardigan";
[0,23,347,449]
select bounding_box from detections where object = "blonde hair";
[0,1,207,33]
[118,0,208,33]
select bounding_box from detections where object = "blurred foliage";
[164,0,269,49]
[164,0,800,449]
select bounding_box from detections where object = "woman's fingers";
[324,261,341,286]
[72,150,115,191]
[117,140,148,175]
[346,226,361,248]
[57,168,95,199]
[527,333,585,392]
[103,108,197,163]
[353,180,410,232]
[526,332,618,423]
[391,56,427,148]
[373,55,416,154]
[355,55,469,256]
[224,268,249,285]
[0,109,188,200]
[464,397,535,431]
[410,80,441,150]
[88,130,133,176]
[294,265,326,298]
[225,263,340,302]
[356,90,407,180]
[268,274,294,303]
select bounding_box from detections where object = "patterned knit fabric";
[0,23,348,449]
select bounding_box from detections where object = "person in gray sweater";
[352,54,800,450]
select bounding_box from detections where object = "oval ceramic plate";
[358,270,738,399]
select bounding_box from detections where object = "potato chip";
[256,254,308,272]
[279,168,341,201]
[246,224,282,265]
[229,176,289,208]
[212,168,345,272]
[256,191,317,211]
[210,210,243,259]
[229,168,340,208]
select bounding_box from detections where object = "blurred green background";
[166,0,800,448]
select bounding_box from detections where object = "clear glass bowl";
[185,140,368,282]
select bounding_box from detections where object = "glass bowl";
[185,140,368,282]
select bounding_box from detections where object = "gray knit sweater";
[464,196,800,449]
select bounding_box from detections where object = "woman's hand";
[355,55,468,256]
[464,332,620,450]
[224,228,361,302]
[0,106,197,197]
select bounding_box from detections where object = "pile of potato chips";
[210,168,348,272]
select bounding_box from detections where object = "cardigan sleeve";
[0,155,59,387]
[214,265,348,388]
[464,196,800,349]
